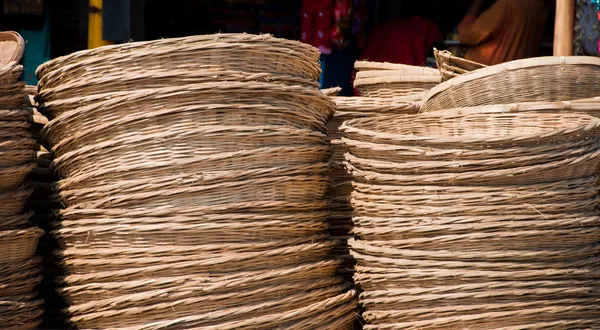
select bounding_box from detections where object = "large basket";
[341,112,600,148]
[37,34,322,85]
[422,56,600,112]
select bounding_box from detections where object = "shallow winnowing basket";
[421,56,600,112]
[433,48,486,81]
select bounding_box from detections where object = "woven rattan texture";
[341,112,600,329]
[0,32,43,329]
[422,56,600,112]
[328,97,419,281]
[38,33,358,329]
[353,61,441,99]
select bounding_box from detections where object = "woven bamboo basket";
[355,61,440,75]
[433,48,486,81]
[39,69,320,105]
[42,82,334,137]
[421,56,600,112]
[356,69,440,79]
[58,259,340,302]
[39,33,357,329]
[327,96,420,282]
[67,288,357,330]
[36,34,322,88]
[343,111,600,328]
[354,75,442,98]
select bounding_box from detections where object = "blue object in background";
[319,48,358,96]
[19,11,51,85]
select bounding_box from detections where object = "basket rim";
[340,112,600,145]
[356,69,440,79]
[354,61,439,73]
[354,75,442,86]
[422,56,600,106]
[36,33,320,79]
[421,98,600,115]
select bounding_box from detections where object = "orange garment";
[459,0,547,65]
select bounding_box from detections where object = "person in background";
[459,0,548,65]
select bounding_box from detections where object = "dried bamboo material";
[38,33,357,329]
[421,56,600,112]
[328,97,419,279]
[342,112,600,329]
[353,61,441,99]
[0,31,43,329]
[433,48,486,81]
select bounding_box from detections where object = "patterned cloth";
[574,0,600,55]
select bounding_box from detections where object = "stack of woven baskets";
[343,111,600,329]
[0,31,44,330]
[353,61,441,99]
[327,97,419,278]
[37,34,357,329]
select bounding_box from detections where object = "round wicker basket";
[422,56,600,112]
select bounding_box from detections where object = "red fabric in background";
[301,0,335,54]
[359,17,442,66]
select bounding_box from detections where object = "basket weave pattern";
[342,112,600,329]
[38,33,358,329]
[0,31,43,330]
[328,97,419,280]
[422,56,600,112]
[353,61,441,99]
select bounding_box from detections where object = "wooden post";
[553,0,575,56]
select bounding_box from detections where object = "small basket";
[0,32,24,65]
[0,188,33,217]
[0,227,44,262]
[340,112,600,148]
